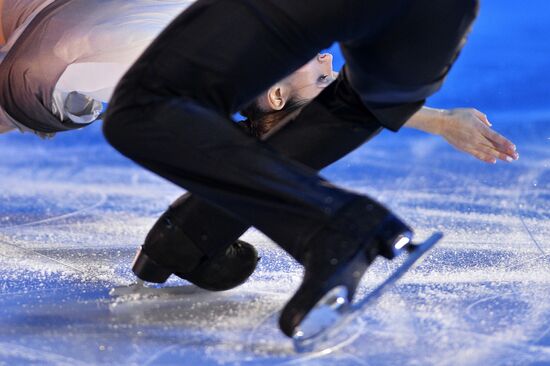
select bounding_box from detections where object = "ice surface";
[0,0,549,365]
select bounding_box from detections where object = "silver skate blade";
[353,232,442,309]
[292,286,359,353]
[292,232,443,353]
[109,279,147,297]
[110,280,206,299]
[293,286,349,339]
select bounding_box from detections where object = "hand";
[438,108,518,164]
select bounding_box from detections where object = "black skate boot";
[132,207,259,291]
[279,197,414,339]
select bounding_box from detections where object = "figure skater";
[0,0,518,339]
[128,51,518,294]
[102,0,503,338]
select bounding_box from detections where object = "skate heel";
[132,247,172,283]
[279,246,369,339]
[375,215,413,260]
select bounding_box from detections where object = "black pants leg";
[155,79,384,264]
[103,0,478,260]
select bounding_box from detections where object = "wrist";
[420,107,447,135]
[432,108,450,136]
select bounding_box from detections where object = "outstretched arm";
[404,107,518,164]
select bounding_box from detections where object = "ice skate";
[292,233,442,352]
[133,239,259,291]
[278,198,442,352]
[131,207,259,291]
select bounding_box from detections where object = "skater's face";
[241,53,338,138]
[287,53,337,101]
[261,53,336,112]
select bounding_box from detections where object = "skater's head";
[285,52,336,101]
[241,53,336,138]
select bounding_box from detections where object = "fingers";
[472,152,497,164]
[472,109,491,127]
[479,125,518,159]
[475,143,515,163]
[466,129,518,163]
[446,138,496,164]
[480,125,511,147]
[453,124,519,163]
[481,141,519,162]
[465,141,514,164]
[441,107,519,164]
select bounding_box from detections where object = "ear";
[266,84,289,111]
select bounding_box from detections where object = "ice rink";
[0,1,549,365]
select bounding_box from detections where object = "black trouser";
[142,77,384,265]
[103,0,478,260]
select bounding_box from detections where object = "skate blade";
[292,286,358,353]
[109,279,148,298]
[109,280,206,299]
[293,286,349,339]
[292,232,443,353]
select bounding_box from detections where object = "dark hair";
[240,97,308,138]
